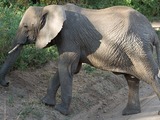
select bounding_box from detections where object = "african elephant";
[0,3,160,115]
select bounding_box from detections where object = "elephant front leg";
[122,74,141,115]
[55,53,80,115]
[55,71,73,115]
[54,66,73,115]
[42,71,60,106]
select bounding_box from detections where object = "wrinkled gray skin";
[1,3,160,115]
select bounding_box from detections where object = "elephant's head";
[0,5,66,87]
[10,5,66,53]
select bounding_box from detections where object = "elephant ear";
[36,5,66,48]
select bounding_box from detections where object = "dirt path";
[69,82,160,120]
[103,87,160,120]
[0,61,160,120]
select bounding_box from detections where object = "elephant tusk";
[8,44,20,54]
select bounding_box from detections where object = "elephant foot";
[55,104,70,115]
[122,105,141,115]
[41,95,56,106]
[0,80,9,87]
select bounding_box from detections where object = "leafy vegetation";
[15,45,58,69]
[0,0,160,70]
[0,6,22,65]
[83,64,96,74]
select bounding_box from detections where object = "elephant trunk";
[0,44,23,86]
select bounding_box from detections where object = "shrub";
[0,6,22,64]
[80,0,160,17]
[15,45,58,70]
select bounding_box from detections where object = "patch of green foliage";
[15,45,58,69]
[81,0,160,17]
[83,64,96,74]
[0,5,22,65]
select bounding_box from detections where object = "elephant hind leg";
[122,74,141,115]
[143,75,160,115]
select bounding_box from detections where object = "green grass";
[18,105,34,120]
[16,100,45,120]
[83,64,96,74]
[7,94,14,107]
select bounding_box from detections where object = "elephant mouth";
[8,44,20,54]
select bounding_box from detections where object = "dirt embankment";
[0,61,156,120]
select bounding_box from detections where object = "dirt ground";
[0,61,159,120]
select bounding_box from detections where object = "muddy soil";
[0,61,156,120]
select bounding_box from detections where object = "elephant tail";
[154,33,160,68]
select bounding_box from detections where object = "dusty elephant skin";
[0,3,160,116]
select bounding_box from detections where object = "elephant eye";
[23,23,28,28]
[23,26,29,34]
[24,25,27,28]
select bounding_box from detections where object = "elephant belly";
[86,42,133,73]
